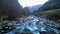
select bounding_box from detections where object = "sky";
[18,0,49,8]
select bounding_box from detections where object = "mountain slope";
[37,0,60,11]
[34,9,60,23]
[0,0,30,20]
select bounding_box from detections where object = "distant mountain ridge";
[29,4,43,12]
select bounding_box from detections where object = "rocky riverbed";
[0,16,60,34]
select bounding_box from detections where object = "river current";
[0,16,60,34]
